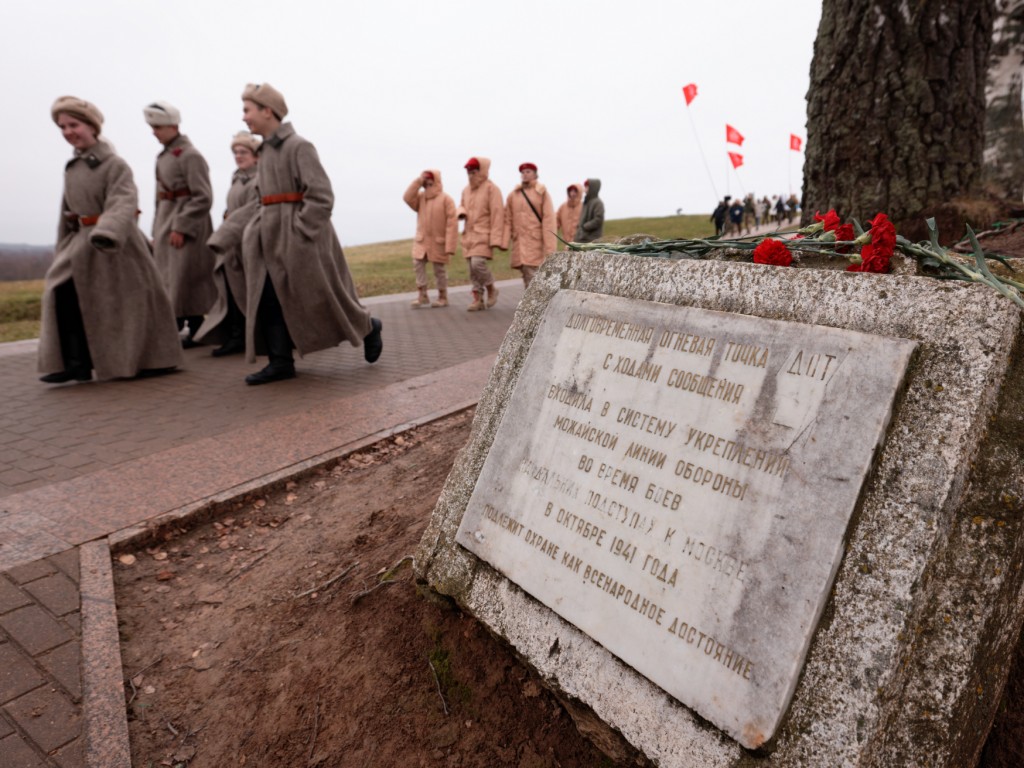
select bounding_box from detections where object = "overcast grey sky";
[3,0,822,247]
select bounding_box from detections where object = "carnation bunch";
[563,212,1024,311]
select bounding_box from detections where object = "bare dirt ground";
[114,409,634,768]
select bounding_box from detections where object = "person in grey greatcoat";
[39,96,182,383]
[208,83,383,385]
[574,178,605,243]
[195,131,260,356]
[144,100,217,347]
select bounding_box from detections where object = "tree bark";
[983,0,1024,202]
[803,0,995,239]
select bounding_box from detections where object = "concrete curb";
[80,539,131,768]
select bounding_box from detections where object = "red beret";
[464,157,480,170]
[519,162,537,172]
[422,171,434,180]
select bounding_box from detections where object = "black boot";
[212,295,245,357]
[363,317,383,363]
[44,280,93,383]
[246,280,295,385]
[244,363,296,385]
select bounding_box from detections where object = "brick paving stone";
[22,574,78,617]
[46,550,79,585]
[21,445,65,461]
[11,458,54,474]
[5,423,41,436]
[5,685,80,754]
[61,614,80,635]
[0,713,13,738]
[0,577,32,614]
[50,455,95,470]
[36,643,81,702]
[0,643,45,705]
[34,467,79,484]
[0,732,46,767]
[0,469,37,487]
[0,606,71,656]
[4,561,56,586]
[50,737,84,768]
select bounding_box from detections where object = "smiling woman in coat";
[38,96,182,384]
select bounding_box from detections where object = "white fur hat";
[143,101,181,126]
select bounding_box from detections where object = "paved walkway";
[0,279,524,767]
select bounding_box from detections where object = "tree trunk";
[983,0,1024,202]
[803,0,995,240]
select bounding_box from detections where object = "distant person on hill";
[502,163,556,288]
[775,196,786,224]
[195,131,261,357]
[574,178,604,243]
[557,183,583,244]
[39,96,181,384]
[208,83,382,385]
[711,196,729,237]
[728,198,745,236]
[459,157,504,311]
[144,100,217,348]
[744,194,757,232]
[403,169,457,308]
[786,194,799,224]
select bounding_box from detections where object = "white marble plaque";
[455,290,916,748]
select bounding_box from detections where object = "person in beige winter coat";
[195,131,260,356]
[403,169,457,308]
[144,101,218,347]
[556,183,583,245]
[503,162,556,288]
[459,157,503,311]
[39,96,182,383]
[208,83,382,385]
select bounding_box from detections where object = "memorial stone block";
[417,252,1024,767]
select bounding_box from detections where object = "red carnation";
[814,209,841,232]
[847,212,896,272]
[834,223,855,254]
[867,212,896,256]
[753,238,793,267]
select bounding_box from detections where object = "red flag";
[728,152,744,169]
[682,83,698,106]
[726,124,744,146]
[790,134,802,152]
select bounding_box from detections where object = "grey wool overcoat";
[208,123,371,362]
[38,140,183,379]
[195,167,257,344]
[151,134,217,317]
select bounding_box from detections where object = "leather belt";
[261,192,304,205]
[158,188,191,201]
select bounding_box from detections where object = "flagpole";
[685,107,719,201]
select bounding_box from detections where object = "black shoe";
[39,369,91,384]
[211,339,245,357]
[40,371,75,384]
[181,336,202,349]
[363,317,383,363]
[136,367,177,379]
[245,364,296,385]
